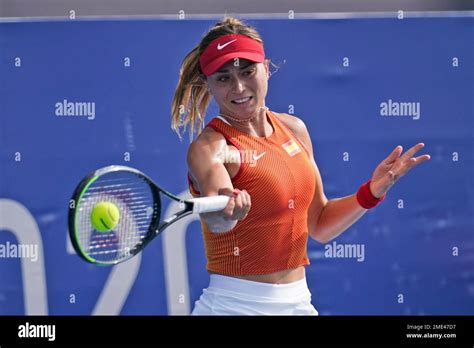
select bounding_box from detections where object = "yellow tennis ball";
[90,202,120,232]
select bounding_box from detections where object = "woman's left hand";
[369,143,431,198]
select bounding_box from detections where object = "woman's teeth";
[232,97,252,104]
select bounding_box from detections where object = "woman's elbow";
[309,226,329,244]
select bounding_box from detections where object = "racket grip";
[190,195,230,214]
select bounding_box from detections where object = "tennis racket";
[68,165,229,265]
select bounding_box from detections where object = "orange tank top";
[188,110,316,276]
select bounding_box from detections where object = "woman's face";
[205,58,269,119]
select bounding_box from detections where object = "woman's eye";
[216,68,254,82]
[244,69,255,76]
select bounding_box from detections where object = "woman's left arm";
[279,114,431,244]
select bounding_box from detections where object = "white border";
[0,11,472,23]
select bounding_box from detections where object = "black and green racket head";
[68,165,161,265]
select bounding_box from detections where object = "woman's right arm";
[187,130,251,233]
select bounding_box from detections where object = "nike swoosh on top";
[252,152,266,161]
[217,39,237,50]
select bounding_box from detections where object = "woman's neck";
[219,106,272,137]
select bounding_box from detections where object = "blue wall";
[0,16,472,315]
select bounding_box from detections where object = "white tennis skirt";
[191,274,318,315]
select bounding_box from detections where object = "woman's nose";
[232,78,245,93]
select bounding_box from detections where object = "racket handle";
[190,195,230,214]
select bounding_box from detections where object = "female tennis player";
[171,17,431,315]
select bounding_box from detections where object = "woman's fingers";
[231,189,251,220]
[240,190,251,219]
[401,143,426,161]
[243,189,251,209]
[388,144,431,179]
[221,197,235,220]
[217,187,237,219]
[383,145,403,165]
[233,190,243,218]
[215,187,251,221]
[399,144,431,172]
[409,154,431,167]
[371,143,431,197]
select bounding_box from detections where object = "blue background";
[0,16,473,315]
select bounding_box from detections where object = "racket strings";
[75,171,158,263]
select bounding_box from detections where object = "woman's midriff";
[211,266,306,284]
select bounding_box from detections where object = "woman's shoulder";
[272,111,314,157]
[187,125,227,159]
[194,124,226,145]
[272,111,309,138]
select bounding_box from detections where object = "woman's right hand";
[200,188,251,233]
[218,188,251,221]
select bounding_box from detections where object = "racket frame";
[69,165,220,265]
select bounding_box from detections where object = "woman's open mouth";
[231,96,253,105]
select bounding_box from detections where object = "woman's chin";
[229,103,263,117]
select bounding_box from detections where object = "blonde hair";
[171,16,264,141]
